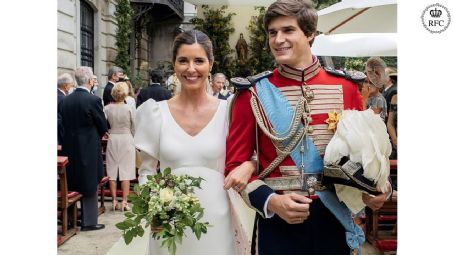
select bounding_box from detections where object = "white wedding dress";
[134,99,253,255]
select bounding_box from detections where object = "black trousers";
[80,192,99,227]
[252,199,350,255]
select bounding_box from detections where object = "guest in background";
[211,73,231,100]
[365,57,388,121]
[57,73,75,145]
[60,66,108,231]
[91,75,99,96]
[382,67,397,122]
[360,79,370,110]
[103,66,124,106]
[58,73,75,100]
[387,94,398,159]
[123,76,137,108]
[104,82,136,211]
[166,73,182,96]
[136,69,172,107]
[382,68,397,109]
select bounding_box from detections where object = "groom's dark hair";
[264,0,318,46]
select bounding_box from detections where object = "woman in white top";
[134,30,254,255]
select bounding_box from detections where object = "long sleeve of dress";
[134,99,161,184]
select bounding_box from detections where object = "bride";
[134,30,255,255]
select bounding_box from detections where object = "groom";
[225,0,391,254]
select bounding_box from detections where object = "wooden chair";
[365,159,398,254]
[98,176,109,215]
[97,137,109,215]
[57,156,82,246]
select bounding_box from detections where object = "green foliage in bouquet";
[116,168,209,255]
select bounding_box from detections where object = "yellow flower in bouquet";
[116,167,210,255]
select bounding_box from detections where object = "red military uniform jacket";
[225,57,363,217]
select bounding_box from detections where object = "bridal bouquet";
[116,167,210,255]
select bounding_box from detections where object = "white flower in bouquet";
[160,187,174,203]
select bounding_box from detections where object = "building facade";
[57,0,183,94]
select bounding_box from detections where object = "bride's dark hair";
[172,30,214,64]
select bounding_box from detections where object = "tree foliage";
[114,0,134,76]
[190,5,237,78]
[313,0,341,10]
[313,0,398,72]
[247,7,275,74]
[337,57,397,71]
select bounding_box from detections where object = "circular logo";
[421,3,451,33]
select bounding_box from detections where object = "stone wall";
[148,18,182,69]
[57,0,118,90]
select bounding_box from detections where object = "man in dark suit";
[136,69,172,107]
[211,73,231,100]
[57,73,75,145]
[102,66,124,106]
[60,66,108,231]
[382,67,397,122]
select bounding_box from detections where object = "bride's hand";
[224,161,256,192]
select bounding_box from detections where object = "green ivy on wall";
[191,5,237,78]
[114,0,134,77]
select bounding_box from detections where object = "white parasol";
[317,0,397,35]
[312,33,397,57]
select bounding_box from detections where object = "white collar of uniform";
[58,88,66,95]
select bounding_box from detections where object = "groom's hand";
[268,193,312,224]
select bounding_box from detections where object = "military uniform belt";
[264,173,326,196]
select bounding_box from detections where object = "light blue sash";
[255,78,365,254]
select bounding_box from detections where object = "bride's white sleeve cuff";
[138,151,158,185]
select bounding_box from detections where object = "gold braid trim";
[248,87,312,179]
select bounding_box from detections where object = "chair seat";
[57,235,63,246]
[378,215,397,221]
[100,176,109,185]
[58,191,82,210]
[58,191,81,199]
[375,239,397,252]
